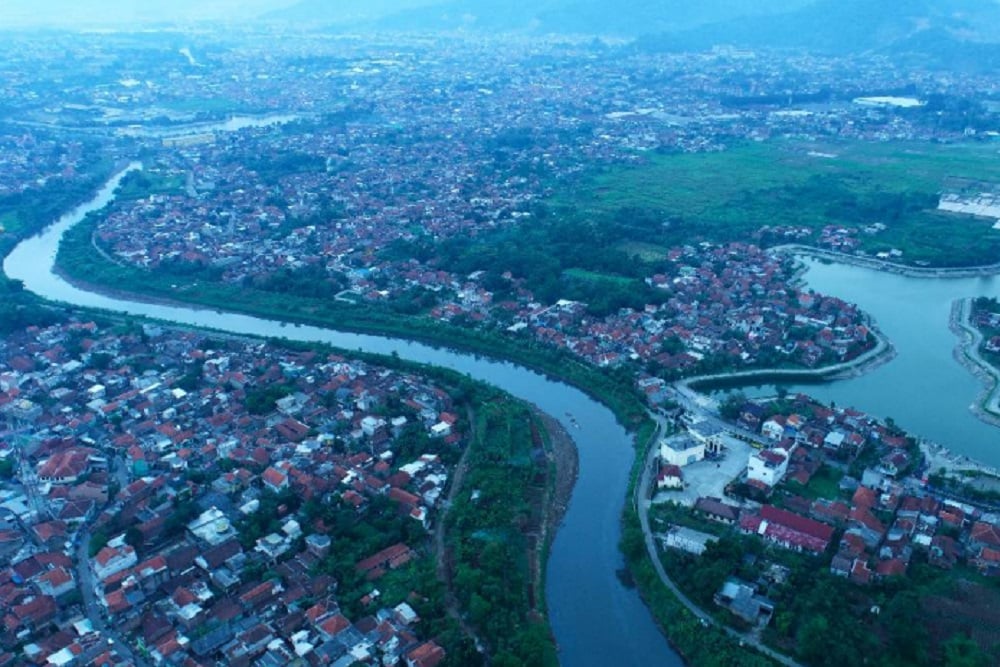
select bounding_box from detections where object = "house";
[695,497,740,524]
[662,525,717,555]
[187,506,237,546]
[747,447,790,488]
[740,505,834,554]
[761,416,785,441]
[93,539,138,581]
[37,448,92,484]
[714,579,775,626]
[660,434,705,467]
[406,641,446,667]
[36,567,75,598]
[262,466,289,492]
[657,464,684,490]
[688,421,725,455]
[737,403,766,432]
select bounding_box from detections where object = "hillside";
[266,0,811,35]
[649,0,1000,55]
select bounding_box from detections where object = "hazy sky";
[0,0,298,27]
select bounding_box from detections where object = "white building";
[662,525,718,556]
[747,447,790,487]
[660,434,705,467]
[92,537,137,581]
[187,506,237,546]
[688,421,726,455]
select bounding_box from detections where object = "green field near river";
[553,140,1000,267]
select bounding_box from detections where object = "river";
[3,167,681,666]
[747,259,1000,468]
[120,113,303,138]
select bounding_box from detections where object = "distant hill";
[266,0,1000,67]
[266,0,812,35]
[262,0,446,25]
[643,0,1000,55]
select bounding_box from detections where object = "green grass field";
[114,171,185,201]
[563,267,638,287]
[553,140,1000,266]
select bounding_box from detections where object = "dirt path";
[434,406,488,659]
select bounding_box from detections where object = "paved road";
[772,244,1000,279]
[952,298,1000,418]
[635,410,803,667]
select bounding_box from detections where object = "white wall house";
[660,435,705,467]
[747,448,790,487]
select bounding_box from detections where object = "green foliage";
[88,528,110,557]
[943,634,991,667]
[236,488,303,550]
[245,264,347,299]
[447,399,558,665]
[718,391,748,421]
[550,140,1000,267]
[163,499,200,540]
[113,170,184,201]
[0,275,64,334]
[244,383,294,415]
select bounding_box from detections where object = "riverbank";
[773,243,1000,279]
[949,298,1000,427]
[536,409,579,545]
[683,322,895,392]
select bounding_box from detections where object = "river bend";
[4,168,681,666]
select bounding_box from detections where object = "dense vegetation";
[0,276,64,334]
[382,141,1000,317]
[549,140,1000,267]
[446,397,558,666]
[0,159,111,244]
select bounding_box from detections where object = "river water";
[751,259,1000,468]
[3,168,681,666]
[119,114,303,138]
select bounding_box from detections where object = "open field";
[563,267,638,287]
[114,170,186,200]
[553,140,1000,266]
[615,240,671,261]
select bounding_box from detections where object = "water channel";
[745,259,1000,468]
[4,168,681,666]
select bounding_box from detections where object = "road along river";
[4,167,681,666]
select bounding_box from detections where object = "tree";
[943,634,990,667]
[719,391,747,421]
